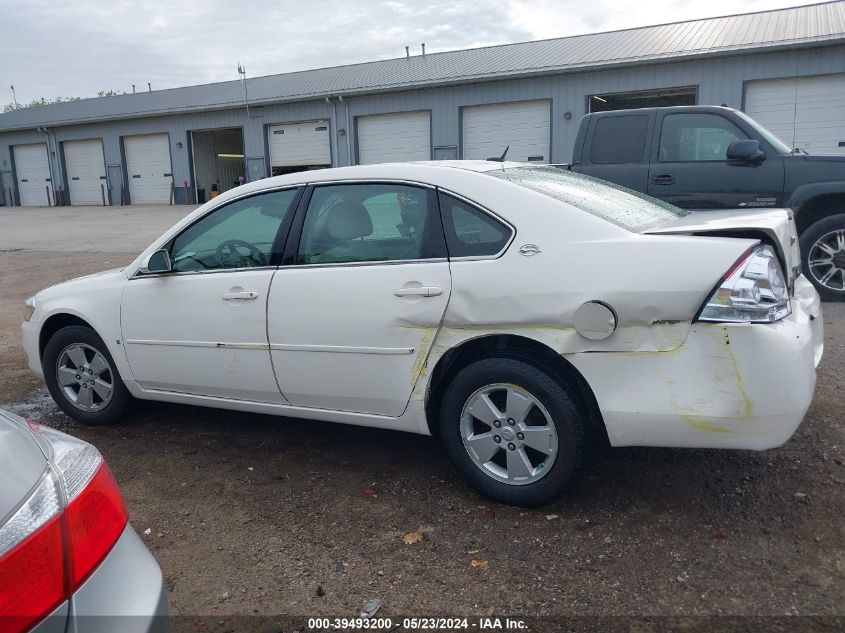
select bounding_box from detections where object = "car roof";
[206,160,532,206]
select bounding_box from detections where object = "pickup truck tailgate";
[642,208,800,288]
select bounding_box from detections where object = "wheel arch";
[424,333,609,448]
[790,187,845,234]
[38,312,99,360]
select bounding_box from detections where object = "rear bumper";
[569,275,823,450]
[66,523,169,633]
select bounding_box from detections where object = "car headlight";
[697,245,791,324]
[24,296,36,322]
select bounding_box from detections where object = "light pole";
[237,63,250,118]
[10,85,19,109]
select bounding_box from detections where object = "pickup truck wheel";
[43,325,131,425]
[439,356,589,507]
[801,214,845,302]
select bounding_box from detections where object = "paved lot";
[0,204,197,252]
[0,205,843,631]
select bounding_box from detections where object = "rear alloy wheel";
[801,213,845,302]
[43,325,131,425]
[440,356,590,507]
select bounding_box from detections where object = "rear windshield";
[489,166,690,232]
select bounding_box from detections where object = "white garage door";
[268,121,331,170]
[124,133,173,204]
[13,143,51,207]
[462,100,551,162]
[357,111,431,164]
[64,139,107,205]
[746,74,845,155]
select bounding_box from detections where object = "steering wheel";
[216,239,266,268]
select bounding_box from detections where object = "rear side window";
[590,115,648,164]
[439,193,512,257]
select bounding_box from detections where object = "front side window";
[297,183,444,264]
[658,113,746,162]
[170,188,298,272]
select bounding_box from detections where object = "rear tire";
[439,355,590,507]
[800,213,845,302]
[43,325,131,425]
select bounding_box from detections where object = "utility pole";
[237,62,250,118]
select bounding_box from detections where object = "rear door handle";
[651,173,675,185]
[393,286,443,297]
[222,291,258,301]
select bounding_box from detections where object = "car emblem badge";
[519,244,541,257]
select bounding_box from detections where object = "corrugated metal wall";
[1,43,843,206]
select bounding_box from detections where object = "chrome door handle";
[222,291,258,301]
[393,286,443,297]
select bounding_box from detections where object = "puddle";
[1,388,77,430]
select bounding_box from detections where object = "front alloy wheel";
[43,325,131,425]
[807,228,845,294]
[56,343,114,412]
[801,213,845,302]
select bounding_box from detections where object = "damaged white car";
[22,162,823,506]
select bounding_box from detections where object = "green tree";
[3,90,126,112]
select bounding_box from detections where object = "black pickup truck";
[564,106,845,300]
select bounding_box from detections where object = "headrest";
[324,203,373,240]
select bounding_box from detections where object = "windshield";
[489,166,690,232]
[734,111,792,155]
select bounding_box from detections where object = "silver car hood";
[0,410,48,528]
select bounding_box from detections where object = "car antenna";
[487,145,509,162]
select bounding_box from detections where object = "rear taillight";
[0,423,127,632]
[697,244,791,323]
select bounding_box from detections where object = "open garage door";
[190,128,245,203]
[462,100,550,163]
[357,111,431,164]
[13,143,51,206]
[745,74,845,155]
[124,133,173,204]
[64,139,107,205]
[268,120,331,176]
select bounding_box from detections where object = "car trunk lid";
[642,208,800,290]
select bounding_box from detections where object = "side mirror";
[142,249,172,274]
[727,139,766,164]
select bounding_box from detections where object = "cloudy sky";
[0,0,816,105]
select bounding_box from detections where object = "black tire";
[42,325,131,425]
[439,355,590,507]
[800,213,845,302]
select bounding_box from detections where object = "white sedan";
[22,162,823,506]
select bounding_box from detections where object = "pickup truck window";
[590,115,648,164]
[490,167,689,232]
[734,111,792,155]
[658,113,746,162]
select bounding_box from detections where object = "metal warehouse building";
[0,1,844,207]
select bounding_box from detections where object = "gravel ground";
[1,246,843,632]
